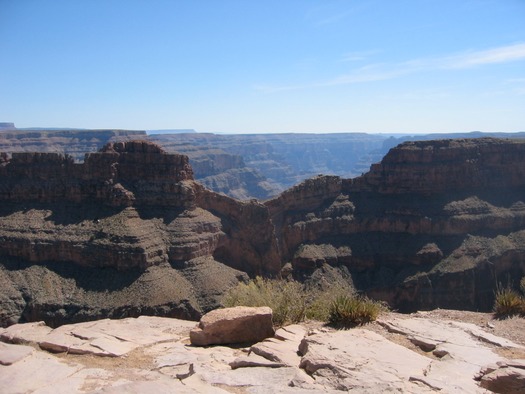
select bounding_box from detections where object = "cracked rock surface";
[1,312,525,393]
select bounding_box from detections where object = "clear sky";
[1,0,524,133]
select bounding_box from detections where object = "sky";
[1,0,524,134]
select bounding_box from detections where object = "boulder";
[479,360,525,393]
[190,306,274,346]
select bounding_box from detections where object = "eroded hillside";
[1,138,525,326]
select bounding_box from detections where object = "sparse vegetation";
[222,276,386,327]
[328,294,385,328]
[520,276,525,295]
[222,277,307,326]
[493,284,525,318]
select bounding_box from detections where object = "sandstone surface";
[190,306,274,346]
[1,312,524,393]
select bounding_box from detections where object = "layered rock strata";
[266,138,525,312]
[2,137,525,326]
[0,128,147,161]
[0,141,280,327]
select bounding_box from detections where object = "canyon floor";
[1,309,524,393]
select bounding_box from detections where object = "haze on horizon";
[1,0,524,134]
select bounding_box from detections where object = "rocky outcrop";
[1,312,524,393]
[479,360,525,393]
[0,140,194,207]
[0,123,15,130]
[190,306,274,346]
[197,189,281,275]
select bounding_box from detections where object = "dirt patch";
[55,346,155,371]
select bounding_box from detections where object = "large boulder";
[190,306,274,346]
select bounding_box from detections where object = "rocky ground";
[1,309,524,393]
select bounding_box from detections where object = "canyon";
[3,125,525,200]
[1,136,525,327]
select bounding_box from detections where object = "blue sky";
[1,0,524,133]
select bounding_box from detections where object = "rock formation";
[151,132,388,199]
[190,306,274,346]
[0,122,15,130]
[0,141,280,327]
[0,128,147,161]
[1,311,524,393]
[2,137,525,326]
[265,138,525,312]
[5,127,523,200]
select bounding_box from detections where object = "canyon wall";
[266,138,525,312]
[2,137,525,326]
[0,141,280,326]
[0,128,147,161]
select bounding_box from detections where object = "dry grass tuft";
[222,276,386,327]
[493,284,525,318]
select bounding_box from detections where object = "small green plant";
[328,295,384,328]
[520,276,525,295]
[493,285,525,318]
[304,284,349,322]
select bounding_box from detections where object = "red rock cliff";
[0,140,195,208]
[346,138,525,194]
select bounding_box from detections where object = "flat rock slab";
[87,377,229,394]
[0,350,84,393]
[377,316,524,392]
[2,316,196,357]
[1,314,524,393]
[450,320,525,348]
[0,342,34,365]
[190,306,275,346]
[0,321,53,344]
[299,328,435,393]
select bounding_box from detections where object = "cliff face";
[0,141,280,326]
[0,141,194,208]
[348,138,525,194]
[2,137,525,327]
[266,138,525,312]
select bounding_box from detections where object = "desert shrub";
[493,285,525,318]
[222,277,307,326]
[305,283,350,322]
[223,277,386,327]
[328,294,384,328]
